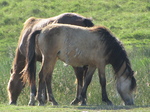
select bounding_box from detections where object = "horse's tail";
[22,30,41,85]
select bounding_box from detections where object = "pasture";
[0,0,149,111]
[0,104,150,112]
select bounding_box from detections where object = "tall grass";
[0,45,150,106]
[128,45,150,106]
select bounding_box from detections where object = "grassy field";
[0,0,150,111]
[0,104,150,112]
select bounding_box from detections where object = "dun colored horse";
[23,24,137,106]
[7,13,94,105]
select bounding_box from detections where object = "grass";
[0,104,150,112]
[0,45,150,108]
[0,0,150,111]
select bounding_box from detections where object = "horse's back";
[53,13,94,27]
[19,13,94,56]
[38,24,104,67]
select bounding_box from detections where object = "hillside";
[0,0,150,57]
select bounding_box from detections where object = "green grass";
[0,0,150,111]
[0,46,150,107]
[0,104,150,112]
[0,0,149,53]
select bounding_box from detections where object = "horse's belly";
[59,58,86,67]
[57,49,88,67]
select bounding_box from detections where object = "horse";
[22,24,137,106]
[7,13,94,106]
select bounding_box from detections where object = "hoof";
[28,102,35,106]
[9,102,16,105]
[70,98,80,105]
[103,99,113,106]
[80,101,87,106]
[38,100,45,106]
[125,101,134,105]
[80,103,87,106]
[38,102,45,106]
[52,101,58,106]
[106,101,113,106]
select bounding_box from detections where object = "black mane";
[96,26,131,75]
[90,26,136,91]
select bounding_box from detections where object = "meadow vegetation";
[0,0,150,111]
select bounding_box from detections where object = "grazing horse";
[23,24,137,106]
[7,13,94,105]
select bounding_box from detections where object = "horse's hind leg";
[28,83,36,106]
[36,69,45,106]
[29,85,47,106]
[27,53,37,106]
[41,83,47,104]
[98,68,112,105]
[70,67,85,105]
[45,73,58,105]
[37,57,58,106]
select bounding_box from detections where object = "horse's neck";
[115,61,127,77]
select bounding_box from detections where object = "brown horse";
[23,24,137,106]
[7,13,94,105]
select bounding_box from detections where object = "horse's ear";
[83,19,94,27]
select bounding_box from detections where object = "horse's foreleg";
[98,68,112,105]
[80,66,96,106]
[70,67,84,105]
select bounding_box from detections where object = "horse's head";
[116,66,137,105]
[7,68,25,105]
